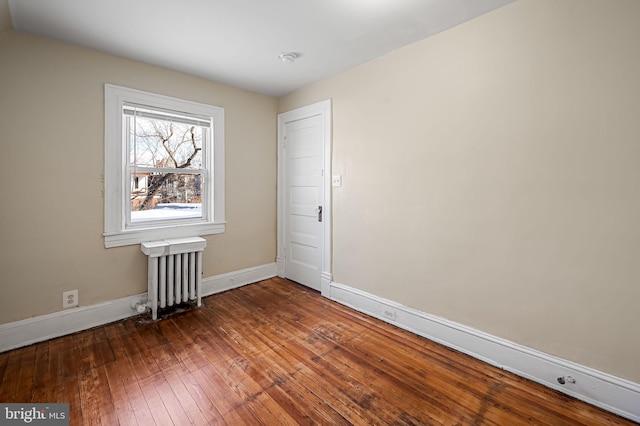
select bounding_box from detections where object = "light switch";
[332,175,342,187]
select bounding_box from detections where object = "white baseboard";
[0,294,144,354]
[329,281,640,423]
[201,262,277,296]
[0,263,277,353]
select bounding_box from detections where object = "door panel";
[284,115,324,290]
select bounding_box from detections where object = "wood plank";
[47,339,67,404]
[103,323,157,426]
[92,328,116,367]
[192,364,262,424]
[61,369,83,425]
[77,362,119,426]
[103,361,140,426]
[0,349,22,402]
[144,372,192,426]
[14,345,36,402]
[159,365,211,425]
[30,342,51,403]
[0,349,10,387]
[178,370,227,425]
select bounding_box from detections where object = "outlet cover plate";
[63,290,78,308]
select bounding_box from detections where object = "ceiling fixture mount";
[278,52,297,64]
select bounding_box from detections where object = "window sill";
[104,222,225,248]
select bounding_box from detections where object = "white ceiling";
[8,0,516,97]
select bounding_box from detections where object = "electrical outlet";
[557,375,576,385]
[383,309,396,321]
[63,290,78,308]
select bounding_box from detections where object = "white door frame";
[277,99,332,297]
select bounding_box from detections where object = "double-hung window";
[104,84,225,248]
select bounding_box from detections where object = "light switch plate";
[332,175,342,187]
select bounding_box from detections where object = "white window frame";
[104,84,225,248]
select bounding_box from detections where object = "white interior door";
[284,115,323,290]
[277,100,331,294]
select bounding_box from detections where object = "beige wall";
[0,30,277,323]
[279,0,640,383]
[0,0,10,35]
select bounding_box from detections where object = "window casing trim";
[104,84,225,248]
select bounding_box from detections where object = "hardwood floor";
[0,277,635,425]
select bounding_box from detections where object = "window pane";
[130,173,203,222]
[129,114,204,170]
